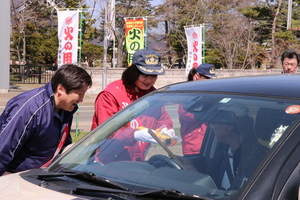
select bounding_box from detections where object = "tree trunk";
[116,37,125,68]
[271,0,283,66]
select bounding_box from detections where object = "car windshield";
[48,91,300,199]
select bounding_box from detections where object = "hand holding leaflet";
[134,125,182,146]
[134,128,158,143]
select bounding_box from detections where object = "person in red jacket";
[91,49,167,129]
[91,49,175,162]
[178,64,217,159]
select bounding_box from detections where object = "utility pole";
[287,0,292,30]
[0,0,10,93]
[103,4,108,89]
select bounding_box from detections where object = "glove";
[159,127,176,137]
[134,128,158,143]
[156,127,182,146]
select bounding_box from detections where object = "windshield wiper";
[38,169,129,191]
[136,189,211,200]
[74,185,210,200]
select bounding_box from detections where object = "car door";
[240,122,300,200]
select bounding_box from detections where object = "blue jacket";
[0,82,76,175]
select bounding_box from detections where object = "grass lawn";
[70,131,89,143]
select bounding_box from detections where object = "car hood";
[0,170,90,200]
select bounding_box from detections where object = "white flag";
[57,10,79,67]
[185,26,203,77]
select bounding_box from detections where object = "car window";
[49,92,300,199]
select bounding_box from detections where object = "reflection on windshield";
[49,92,300,199]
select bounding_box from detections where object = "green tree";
[11,0,101,66]
[154,0,205,68]
[11,0,62,64]
[205,0,259,69]
[81,43,103,67]
[241,0,300,68]
[155,0,300,69]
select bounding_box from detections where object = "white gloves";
[134,126,178,144]
[158,127,182,144]
[134,128,158,143]
[160,127,176,137]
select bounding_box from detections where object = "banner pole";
[111,0,116,68]
[76,9,83,138]
[145,16,148,48]
[202,24,206,64]
[78,9,83,65]
[103,2,108,89]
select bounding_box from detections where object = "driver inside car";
[209,111,242,190]
[207,109,268,191]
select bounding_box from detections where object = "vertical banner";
[57,10,79,67]
[185,26,203,77]
[125,18,145,66]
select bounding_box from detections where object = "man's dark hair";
[51,64,92,93]
[122,65,143,89]
[281,49,300,65]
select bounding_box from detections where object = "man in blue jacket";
[0,64,92,176]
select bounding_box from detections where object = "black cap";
[196,63,217,78]
[212,111,236,125]
[132,49,165,75]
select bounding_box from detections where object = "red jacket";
[178,104,207,155]
[92,79,173,161]
[91,79,155,130]
[106,109,173,161]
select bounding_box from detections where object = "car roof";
[157,74,300,99]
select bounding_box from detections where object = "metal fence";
[10,65,57,84]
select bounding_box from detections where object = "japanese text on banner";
[125,18,145,66]
[185,26,203,77]
[57,10,79,67]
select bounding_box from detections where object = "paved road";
[71,105,94,132]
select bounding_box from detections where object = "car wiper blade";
[136,189,211,200]
[38,169,129,191]
[74,185,211,200]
